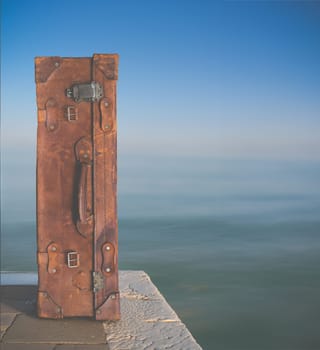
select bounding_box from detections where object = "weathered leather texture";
[35,54,120,320]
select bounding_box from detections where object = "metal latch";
[66,82,103,102]
[93,271,104,292]
[67,251,80,268]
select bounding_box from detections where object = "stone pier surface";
[0,271,202,350]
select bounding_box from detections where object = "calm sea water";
[2,156,320,350]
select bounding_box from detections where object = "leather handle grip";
[78,162,91,224]
[75,137,93,237]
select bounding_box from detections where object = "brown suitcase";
[35,54,120,320]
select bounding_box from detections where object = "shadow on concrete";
[0,285,37,317]
[0,285,109,349]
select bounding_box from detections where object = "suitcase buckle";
[67,251,80,268]
[65,105,77,121]
[66,82,103,103]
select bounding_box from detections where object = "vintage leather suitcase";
[35,54,120,320]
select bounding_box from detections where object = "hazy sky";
[1,0,320,160]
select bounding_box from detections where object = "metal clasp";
[66,81,103,103]
[67,251,80,268]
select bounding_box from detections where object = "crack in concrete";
[0,313,19,342]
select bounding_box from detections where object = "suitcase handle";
[78,162,91,224]
[75,137,93,237]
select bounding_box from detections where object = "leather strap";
[101,242,115,275]
[45,98,59,132]
[100,97,115,132]
[37,242,61,274]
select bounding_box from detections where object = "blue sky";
[1,0,320,160]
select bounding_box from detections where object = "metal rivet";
[111,294,116,300]
[49,125,55,130]
[104,102,109,107]
[96,310,101,315]
[105,267,111,273]
[54,62,59,67]
[52,268,57,273]
[105,246,111,251]
[105,124,110,129]
[83,153,88,158]
[51,246,57,251]
[56,307,61,312]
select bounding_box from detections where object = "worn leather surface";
[92,54,120,321]
[35,54,119,320]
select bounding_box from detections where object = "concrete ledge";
[0,271,202,350]
[106,271,202,349]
